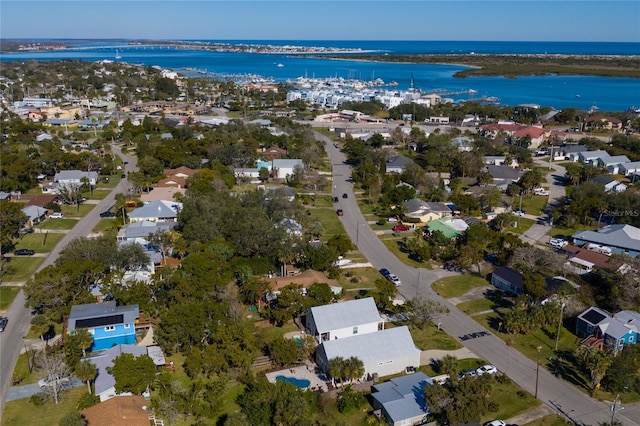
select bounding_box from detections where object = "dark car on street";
[0,316,8,332]
[342,193,348,199]
[336,209,344,216]
[14,249,35,256]
[100,211,116,218]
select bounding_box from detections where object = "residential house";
[599,155,630,172]
[68,301,139,351]
[140,186,186,203]
[618,161,640,176]
[128,200,181,223]
[486,165,523,191]
[316,326,421,380]
[584,116,623,132]
[261,145,287,160]
[491,266,524,295]
[484,156,512,167]
[163,166,197,180]
[553,144,587,161]
[451,136,474,152]
[156,175,187,189]
[512,125,551,149]
[403,199,452,223]
[426,217,468,239]
[271,159,304,179]
[116,220,176,245]
[25,194,62,208]
[53,170,98,187]
[88,344,148,401]
[262,186,296,202]
[21,205,47,226]
[306,297,384,343]
[573,224,640,258]
[562,244,628,275]
[576,307,640,355]
[81,395,151,426]
[573,150,610,164]
[591,175,627,193]
[385,155,413,174]
[371,372,433,426]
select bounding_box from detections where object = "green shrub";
[488,401,500,413]
[30,393,45,406]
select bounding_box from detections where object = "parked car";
[50,212,63,219]
[393,224,411,232]
[99,211,115,218]
[549,238,568,249]
[14,249,35,256]
[121,174,127,179]
[387,217,398,223]
[484,421,506,426]
[20,228,35,234]
[336,209,344,216]
[0,316,8,332]
[38,375,70,388]
[476,365,498,375]
[512,210,526,217]
[534,189,549,196]
[458,369,477,379]
[379,268,390,277]
[332,197,339,203]
[342,193,348,199]
[387,274,402,286]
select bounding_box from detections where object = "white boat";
[115,49,122,59]
[277,63,284,68]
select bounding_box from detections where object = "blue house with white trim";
[576,307,640,355]
[490,266,524,295]
[68,301,139,351]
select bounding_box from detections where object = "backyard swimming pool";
[275,375,310,388]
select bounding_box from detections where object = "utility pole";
[555,302,565,351]
[535,345,542,398]
[611,394,622,424]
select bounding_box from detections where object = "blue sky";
[1,1,639,42]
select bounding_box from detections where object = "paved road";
[0,145,138,417]
[320,134,638,426]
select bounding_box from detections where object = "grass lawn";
[307,207,347,241]
[1,257,43,282]
[379,235,431,268]
[60,204,95,218]
[83,189,111,200]
[11,350,42,385]
[431,274,489,298]
[409,323,463,351]
[92,219,118,233]
[0,286,20,310]
[547,225,597,238]
[2,386,85,426]
[523,414,571,425]
[481,380,541,424]
[519,195,549,216]
[35,218,77,230]
[355,198,378,216]
[25,322,63,340]
[14,233,64,253]
[505,217,535,234]
[339,267,382,292]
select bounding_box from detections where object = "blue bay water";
[2,40,639,111]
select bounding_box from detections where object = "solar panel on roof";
[582,309,606,325]
[76,314,124,329]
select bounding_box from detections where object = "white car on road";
[49,212,64,219]
[476,364,498,375]
[387,274,402,286]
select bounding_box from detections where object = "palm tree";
[75,360,97,394]
[439,355,459,379]
[74,328,93,357]
[576,346,612,389]
[328,357,345,388]
[343,356,365,383]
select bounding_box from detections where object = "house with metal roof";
[87,344,148,401]
[116,220,176,245]
[68,301,139,351]
[271,159,304,179]
[590,175,627,193]
[53,170,98,187]
[316,326,421,380]
[426,217,468,239]
[306,297,384,343]
[128,200,180,223]
[573,224,640,258]
[371,372,433,426]
[21,205,47,227]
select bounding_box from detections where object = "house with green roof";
[426,217,468,239]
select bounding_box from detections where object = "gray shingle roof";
[319,326,420,366]
[308,298,382,334]
[129,201,178,220]
[573,224,640,252]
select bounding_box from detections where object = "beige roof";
[140,186,186,203]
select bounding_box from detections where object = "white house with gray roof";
[53,170,98,187]
[573,224,640,258]
[271,159,304,179]
[306,297,384,343]
[315,326,421,380]
[371,372,433,426]
[21,205,47,226]
[116,220,176,245]
[385,155,413,174]
[128,200,181,223]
